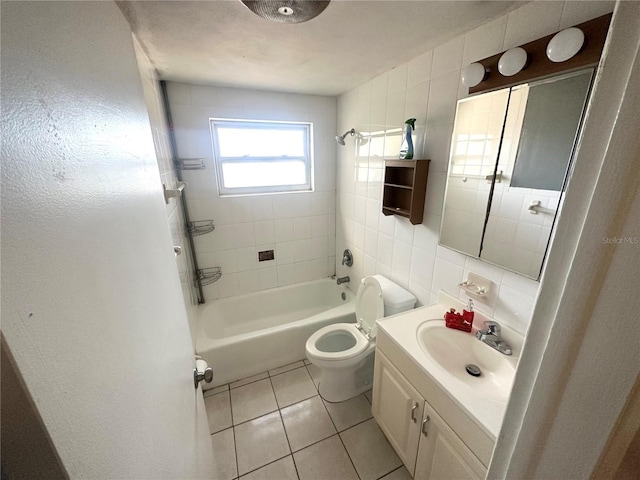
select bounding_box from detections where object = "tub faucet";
[476,321,512,355]
[336,276,350,285]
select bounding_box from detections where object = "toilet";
[305,275,416,402]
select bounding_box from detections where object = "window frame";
[209,118,314,196]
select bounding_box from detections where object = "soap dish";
[458,272,492,302]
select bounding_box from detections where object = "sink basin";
[417,320,516,402]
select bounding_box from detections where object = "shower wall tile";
[334,1,612,335]
[167,83,337,298]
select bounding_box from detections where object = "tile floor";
[203,359,413,480]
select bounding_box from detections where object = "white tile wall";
[335,1,613,335]
[167,83,337,300]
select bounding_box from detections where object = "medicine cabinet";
[440,69,593,279]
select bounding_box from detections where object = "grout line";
[318,392,362,480]
[376,465,405,480]
[229,373,269,390]
[228,390,240,479]
[237,453,293,479]
[232,406,280,428]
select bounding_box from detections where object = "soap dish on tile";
[458,272,492,302]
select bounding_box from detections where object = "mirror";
[440,69,594,279]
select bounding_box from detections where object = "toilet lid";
[355,276,384,339]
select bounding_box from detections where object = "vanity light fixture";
[547,27,585,62]
[461,62,488,87]
[498,47,528,76]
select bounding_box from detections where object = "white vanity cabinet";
[372,349,424,470]
[415,401,486,480]
[372,350,488,479]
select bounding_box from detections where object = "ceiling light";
[498,47,528,76]
[240,1,331,24]
[547,27,585,62]
[461,63,488,87]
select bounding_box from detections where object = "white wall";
[167,83,337,300]
[335,0,614,335]
[133,39,200,346]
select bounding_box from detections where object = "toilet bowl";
[305,275,416,402]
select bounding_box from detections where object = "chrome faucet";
[476,321,512,355]
[336,276,350,285]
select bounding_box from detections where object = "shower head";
[335,128,356,145]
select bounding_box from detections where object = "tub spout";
[336,276,350,285]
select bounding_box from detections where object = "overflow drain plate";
[466,364,482,377]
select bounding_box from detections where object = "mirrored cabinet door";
[440,69,594,279]
[440,89,509,257]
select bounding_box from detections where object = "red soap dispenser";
[461,299,475,332]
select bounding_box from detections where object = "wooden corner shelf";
[382,159,430,225]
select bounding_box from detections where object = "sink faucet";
[336,276,350,285]
[476,321,512,355]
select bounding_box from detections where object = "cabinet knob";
[411,402,418,423]
[422,415,430,436]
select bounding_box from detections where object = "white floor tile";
[281,396,336,452]
[271,367,317,408]
[305,364,321,390]
[210,428,237,480]
[231,378,278,425]
[323,394,372,432]
[269,360,305,377]
[204,384,229,397]
[340,418,402,480]
[293,436,359,480]
[230,372,269,389]
[204,390,232,434]
[380,466,413,480]
[235,411,291,476]
[240,455,298,480]
[364,389,373,404]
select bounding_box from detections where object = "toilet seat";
[306,324,369,361]
[355,276,384,339]
[306,276,385,362]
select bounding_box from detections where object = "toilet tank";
[372,275,416,316]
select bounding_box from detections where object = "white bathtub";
[197,278,356,387]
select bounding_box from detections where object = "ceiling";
[118,0,521,96]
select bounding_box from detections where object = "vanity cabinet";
[372,350,486,480]
[382,159,430,225]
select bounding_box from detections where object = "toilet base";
[317,353,375,402]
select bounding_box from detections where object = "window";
[210,119,313,196]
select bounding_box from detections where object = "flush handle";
[411,402,418,423]
[422,416,430,436]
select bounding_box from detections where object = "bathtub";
[197,278,356,387]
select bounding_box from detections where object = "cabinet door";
[372,351,424,474]
[414,401,486,480]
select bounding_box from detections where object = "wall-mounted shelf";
[382,159,430,225]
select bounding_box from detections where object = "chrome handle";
[194,367,213,389]
[411,402,418,423]
[422,415,430,436]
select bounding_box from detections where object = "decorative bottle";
[399,118,416,160]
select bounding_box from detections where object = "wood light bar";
[469,13,612,95]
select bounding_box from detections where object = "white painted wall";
[335,0,614,336]
[166,83,337,300]
[133,39,200,347]
[1,2,214,477]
